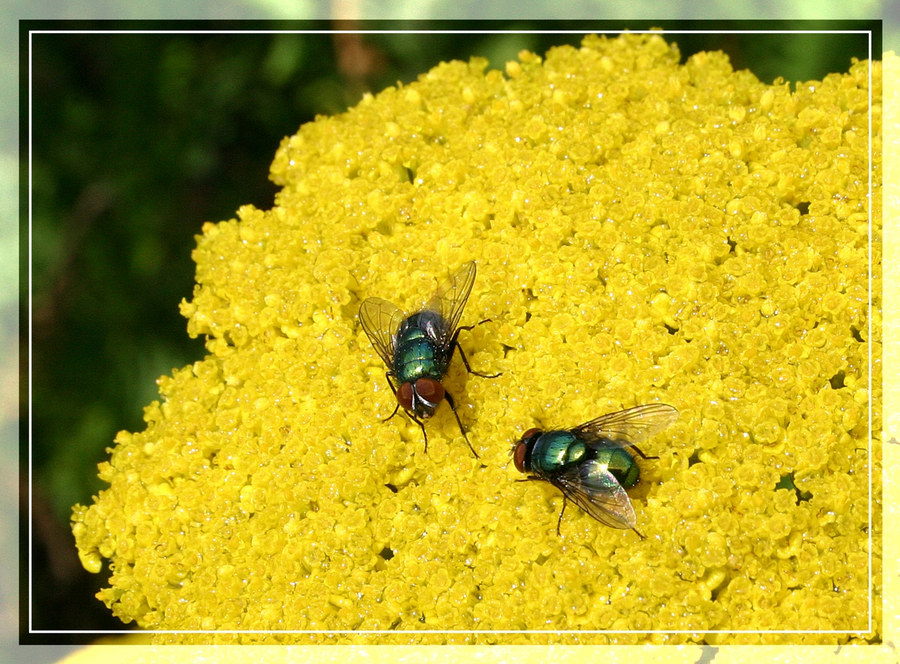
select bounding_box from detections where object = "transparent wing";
[571,403,678,449]
[422,261,477,347]
[553,460,636,530]
[358,297,405,369]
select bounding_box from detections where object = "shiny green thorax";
[528,430,640,488]
[391,311,452,384]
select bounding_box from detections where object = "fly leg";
[384,371,431,452]
[410,414,430,453]
[444,390,479,458]
[629,443,659,460]
[381,372,401,422]
[382,403,401,423]
[451,320,502,379]
[556,495,567,536]
[515,476,568,535]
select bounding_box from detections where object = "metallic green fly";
[512,403,678,538]
[359,261,500,457]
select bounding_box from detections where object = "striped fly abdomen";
[596,445,640,488]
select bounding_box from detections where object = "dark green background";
[26,21,876,640]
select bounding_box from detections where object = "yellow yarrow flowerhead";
[71,33,882,645]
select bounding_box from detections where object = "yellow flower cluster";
[71,33,881,645]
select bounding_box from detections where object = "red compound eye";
[397,382,414,410]
[513,428,542,473]
[513,442,527,473]
[414,378,445,404]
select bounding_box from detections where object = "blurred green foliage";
[28,22,874,637]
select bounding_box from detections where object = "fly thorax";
[531,431,584,474]
[393,320,443,383]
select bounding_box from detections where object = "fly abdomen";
[530,431,587,475]
[596,445,640,488]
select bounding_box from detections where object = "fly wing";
[571,403,678,449]
[422,261,477,347]
[553,459,636,530]
[358,297,405,370]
